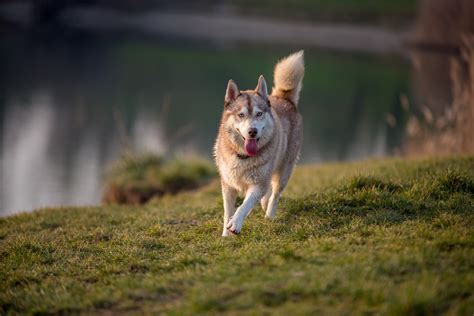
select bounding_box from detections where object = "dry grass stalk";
[404,37,474,156]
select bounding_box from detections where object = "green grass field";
[1,156,473,314]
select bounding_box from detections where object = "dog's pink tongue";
[244,139,258,157]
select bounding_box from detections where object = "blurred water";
[0,29,411,215]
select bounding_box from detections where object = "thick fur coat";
[214,51,305,236]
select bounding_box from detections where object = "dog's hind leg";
[265,162,296,219]
[265,180,281,219]
[247,188,271,218]
[260,188,272,212]
[222,183,237,237]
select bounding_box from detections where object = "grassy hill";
[1,156,473,314]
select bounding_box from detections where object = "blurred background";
[0,0,473,214]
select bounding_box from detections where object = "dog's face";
[222,75,275,157]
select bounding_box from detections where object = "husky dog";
[214,50,305,236]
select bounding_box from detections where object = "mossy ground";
[102,154,216,204]
[1,156,473,315]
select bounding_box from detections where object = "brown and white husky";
[214,50,305,236]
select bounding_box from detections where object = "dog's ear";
[225,80,239,105]
[255,75,268,100]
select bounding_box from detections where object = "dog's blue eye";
[238,113,245,118]
[256,112,263,117]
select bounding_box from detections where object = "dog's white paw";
[222,228,231,237]
[226,216,243,235]
[265,213,275,219]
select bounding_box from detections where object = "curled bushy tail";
[272,50,305,106]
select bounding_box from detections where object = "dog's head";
[222,75,275,157]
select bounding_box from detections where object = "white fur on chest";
[217,153,274,193]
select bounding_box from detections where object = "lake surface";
[0,28,412,215]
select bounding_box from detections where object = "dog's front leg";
[222,183,237,237]
[226,185,265,234]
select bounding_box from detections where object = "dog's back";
[269,50,305,172]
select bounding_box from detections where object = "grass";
[1,156,473,314]
[102,153,216,204]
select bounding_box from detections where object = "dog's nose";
[248,128,258,138]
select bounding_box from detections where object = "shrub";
[102,153,216,204]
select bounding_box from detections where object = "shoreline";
[0,4,406,54]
